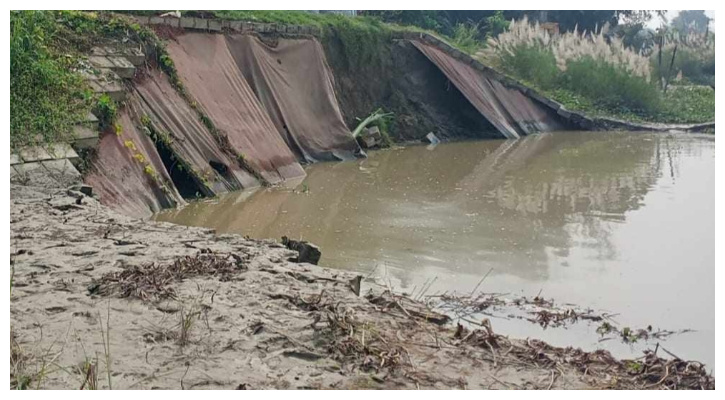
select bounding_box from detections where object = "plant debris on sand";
[10,185,715,389]
[452,322,714,390]
[91,253,249,301]
[324,302,408,373]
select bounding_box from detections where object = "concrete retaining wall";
[131,15,324,36]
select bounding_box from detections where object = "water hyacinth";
[483,16,651,81]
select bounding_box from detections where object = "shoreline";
[9,182,715,389]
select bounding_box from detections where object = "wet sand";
[10,181,714,389]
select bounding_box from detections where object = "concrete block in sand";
[41,159,82,182]
[282,236,322,265]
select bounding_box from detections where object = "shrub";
[497,44,559,89]
[484,11,508,39]
[94,94,117,128]
[651,32,715,87]
[323,16,391,70]
[562,56,661,113]
[450,22,481,53]
[482,17,662,117]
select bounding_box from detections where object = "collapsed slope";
[84,21,579,218]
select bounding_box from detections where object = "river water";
[155,131,715,368]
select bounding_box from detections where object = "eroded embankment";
[84,20,592,219]
[85,29,379,219]
[10,183,715,390]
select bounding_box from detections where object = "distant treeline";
[361,11,664,37]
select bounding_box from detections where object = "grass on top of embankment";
[126,10,450,71]
[10,11,158,150]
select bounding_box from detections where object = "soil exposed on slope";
[323,38,498,141]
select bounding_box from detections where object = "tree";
[534,10,663,33]
[671,10,711,34]
[364,10,665,37]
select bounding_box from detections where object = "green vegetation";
[10,11,156,149]
[365,10,661,38]
[651,33,715,88]
[536,82,714,124]
[496,44,560,89]
[11,9,714,150]
[562,57,661,113]
[483,11,508,39]
[482,18,714,124]
[94,94,118,128]
[10,11,91,149]
[203,11,713,124]
[205,11,397,70]
[449,22,481,54]
[352,108,395,148]
[139,114,211,195]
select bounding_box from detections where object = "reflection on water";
[155,131,714,367]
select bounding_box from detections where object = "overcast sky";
[645,10,716,31]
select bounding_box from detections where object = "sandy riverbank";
[9,182,714,389]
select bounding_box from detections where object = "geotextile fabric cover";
[165,33,305,183]
[85,109,184,219]
[134,70,259,195]
[225,35,361,163]
[411,41,566,139]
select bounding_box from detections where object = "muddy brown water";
[155,131,715,368]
